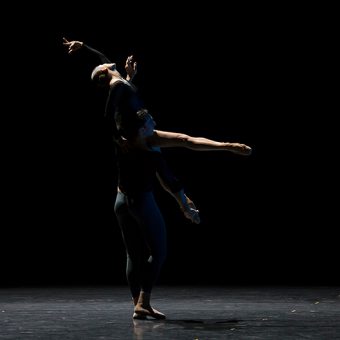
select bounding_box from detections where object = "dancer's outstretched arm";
[147,130,252,156]
[62,37,110,63]
[62,37,137,81]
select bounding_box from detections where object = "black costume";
[80,44,184,297]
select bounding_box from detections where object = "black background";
[2,3,337,286]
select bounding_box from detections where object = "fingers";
[62,37,74,55]
[62,37,73,55]
[62,37,69,45]
[246,146,252,155]
[126,56,137,66]
[184,208,200,224]
[232,144,252,156]
[240,145,252,156]
[67,42,77,54]
[125,55,133,64]
[191,210,201,224]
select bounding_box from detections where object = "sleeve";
[82,44,111,64]
[156,154,183,193]
[104,83,126,142]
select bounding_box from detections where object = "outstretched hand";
[182,197,200,224]
[62,37,83,55]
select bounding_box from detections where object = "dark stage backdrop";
[2,4,337,286]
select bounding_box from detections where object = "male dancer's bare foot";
[133,291,166,320]
[134,305,166,320]
[132,296,147,320]
[132,311,147,320]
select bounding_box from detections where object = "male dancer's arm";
[155,151,200,224]
[158,177,201,225]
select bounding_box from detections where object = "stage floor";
[0,285,339,339]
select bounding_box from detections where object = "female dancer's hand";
[125,55,137,82]
[62,37,84,54]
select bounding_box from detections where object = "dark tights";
[114,190,167,299]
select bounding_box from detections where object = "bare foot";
[132,312,147,320]
[134,305,166,319]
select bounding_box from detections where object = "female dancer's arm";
[62,37,111,63]
[62,38,137,81]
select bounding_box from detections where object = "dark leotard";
[81,44,144,141]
